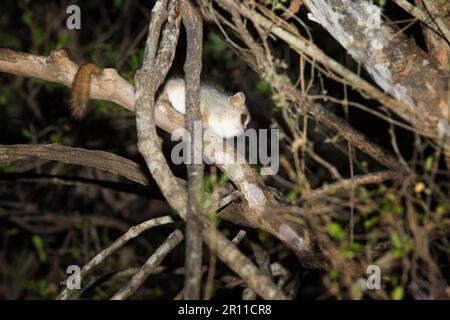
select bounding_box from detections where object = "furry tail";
[70,63,102,119]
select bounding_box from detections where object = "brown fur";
[70,63,102,119]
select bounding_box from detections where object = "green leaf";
[256,80,270,94]
[6,228,19,236]
[287,189,298,201]
[391,232,402,249]
[391,286,404,300]
[21,12,31,27]
[436,205,448,216]
[378,183,387,193]
[153,286,164,298]
[203,34,226,58]
[374,0,387,7]
[21,129,33,140]
[57,34,69,48]
[393,204,404,215]
[341,242,363,258]
[129,49,144,70]
[218,170,233,186]
[329,269,339,281]
[32,235,46,262]
[34,29,44,47]
[329,222,344,241]
[0,87,10,106]
[424,156,433,172]
[0,164,15,173]
[390,232,405,258]
[364,215,380,229]
[71,248,81,260]
[49,134,62,144]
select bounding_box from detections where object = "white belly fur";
[165,79,186,114]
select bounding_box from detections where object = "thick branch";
[181,0,204,300]
[302,0,449,143]
[0,144,149,185]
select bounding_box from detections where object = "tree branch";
[111,229,184,300]
[57,216,175,300]
[0,144,149,185]
[181,0,204,300]
[301,0,450,154]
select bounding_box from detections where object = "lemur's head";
[204,90,251,138]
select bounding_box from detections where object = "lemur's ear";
[229,92,246,107]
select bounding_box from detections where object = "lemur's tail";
[70,63,102,119]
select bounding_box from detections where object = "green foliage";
[0,164,15,173]
[0,87,11,107]
[21,128,33,140]
[20,277,58,299]
[114,0,123,9]
[5,228,19,236]
[381,192,404,215]
[271,0,290,11]
[341,242,363,258]
[373,0,387,8]
[390,232,413,259]
[55,34,70,49]
[363,214,380,229]
[287,187,302,201]
[153,286,165,298]
[424,156,433,172]
[391,286,404,300]
[203,34,226,60]
[30,78,59,92]
[202,33,244,78]
[92,100,122,117]
[31,235,46,262]
[49,133,72,145]
[129,49,145,73]
[328,222,345,241]
[256,79,271,94]
[71,248,82,260]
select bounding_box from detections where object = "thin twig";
[301,170,400,202]
[57,216,174,300]
[111,229,184,300]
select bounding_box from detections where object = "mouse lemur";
[70,64,251,138]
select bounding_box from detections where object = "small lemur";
[70,64,251,138]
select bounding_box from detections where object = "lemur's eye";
[240,113,249,126]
